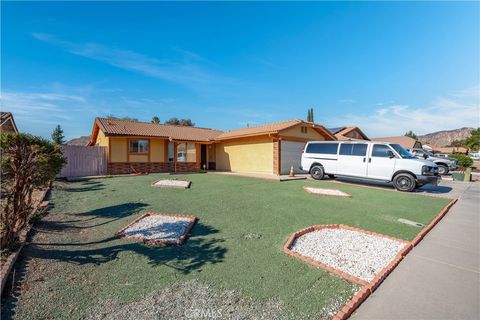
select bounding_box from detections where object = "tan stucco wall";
[110,137,128,162]
[95,129,109,146]
[280,124,327,140]
[150,139,166,162]
[129,154,149,162]
[215,136,273,174]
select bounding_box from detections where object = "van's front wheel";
[310,165,325,180]
[393,173,416,192]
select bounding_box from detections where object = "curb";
[0,183,52,295]
[116,212,197,246]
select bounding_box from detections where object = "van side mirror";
[388,150,395,159]
[423,154,428,159]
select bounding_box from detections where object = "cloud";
[327,87,479,137]
[32,33,229,91]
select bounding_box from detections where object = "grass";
[1,173,451,319]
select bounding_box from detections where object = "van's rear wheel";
[310,165,324,180]
[393,173,416,192]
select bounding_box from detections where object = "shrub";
[1,133,65,251]
[448,154,473,168]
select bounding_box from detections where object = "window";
[306,143,338,154]
[177,143,196,162]
[129,140,148,153]
[339,143,367,156]
[168,142,174,162]
[301,126,308,134]
[372,144,392,158]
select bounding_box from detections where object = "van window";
[339,143,368,156]
[306,143,338,154]
[372,144,392,157]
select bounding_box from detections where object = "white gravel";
[290,228,406,282]
[152,179,191,188]
[120,215,193,242]
[304,187,351,197]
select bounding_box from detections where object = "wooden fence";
[59,146,108,178]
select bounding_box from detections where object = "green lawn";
[2,174,451,319]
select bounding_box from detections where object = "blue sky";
[2,2,479,140]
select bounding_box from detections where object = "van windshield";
[390,144,415,159]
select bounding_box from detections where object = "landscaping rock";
[291,228,406,282]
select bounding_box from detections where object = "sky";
[2,1,479,140]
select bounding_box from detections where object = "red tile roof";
[93,118,222,142]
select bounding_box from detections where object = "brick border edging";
[0,184,52,295]
[151,179,192,189]
[303,186,352,198]
[115,212,197,246]
[283,224,409,286]
[332,198,458,320]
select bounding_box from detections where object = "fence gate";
[59,146,108,178]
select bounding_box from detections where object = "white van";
[300,141,440,192]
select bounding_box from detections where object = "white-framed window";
[129,140,149,153]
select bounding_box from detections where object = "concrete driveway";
[352,180,480,320]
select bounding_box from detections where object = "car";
[300,141,440,192]
[469,152,480,161]
[408,148,458,175]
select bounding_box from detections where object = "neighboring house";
[371,136,422,149]
[328,126,370,141]
[88,118,335,175]
[431,146,468,154]
[0,112,18,133]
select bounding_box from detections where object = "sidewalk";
[352,181,480,320]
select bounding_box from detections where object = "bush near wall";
[448,154,473,169]
[1,133,65,251]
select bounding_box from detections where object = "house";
[371,136,422,149]
[328,126,369,141]
[431,146,468,154]
[87,118,335,175]
[0,112,18,133]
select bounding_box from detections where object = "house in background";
[0,112,18,133]
[88,118,335,175]
[371,136,422,149]
[328,126,370,141]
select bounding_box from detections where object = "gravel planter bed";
[303,186,351,198]
[152,179,191,189]
[116,213,197,245]
[287,225,408,284]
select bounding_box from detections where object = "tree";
[465,128,480,151]
[306,108,314,122]
[404,130,418,140]
[1,133,65,250]
[164,118,195,126]
[51,125,65,145]
[151,116,160,124]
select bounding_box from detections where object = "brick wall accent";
[107,162,200,175]
[273,139,281,176]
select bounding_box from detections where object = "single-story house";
[328,126,370,141]
[0,112,18,134]
[371,136,422,149]
[431,146,468,154]
[87,118,335,175]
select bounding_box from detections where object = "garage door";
[281,141,307,174]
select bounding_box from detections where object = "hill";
[66,135,90,146]
[418,127,473,147]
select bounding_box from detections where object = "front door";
[367,144,396,181]
[337,143,369,177]
[201,144,207,170]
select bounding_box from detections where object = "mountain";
[66,135,90,146]
[418,127,473,147]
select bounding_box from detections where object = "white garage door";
[281,141,307,174]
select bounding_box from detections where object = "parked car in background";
[301,141,440,192]
[469,152,480,161]
[408,148,458,175]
